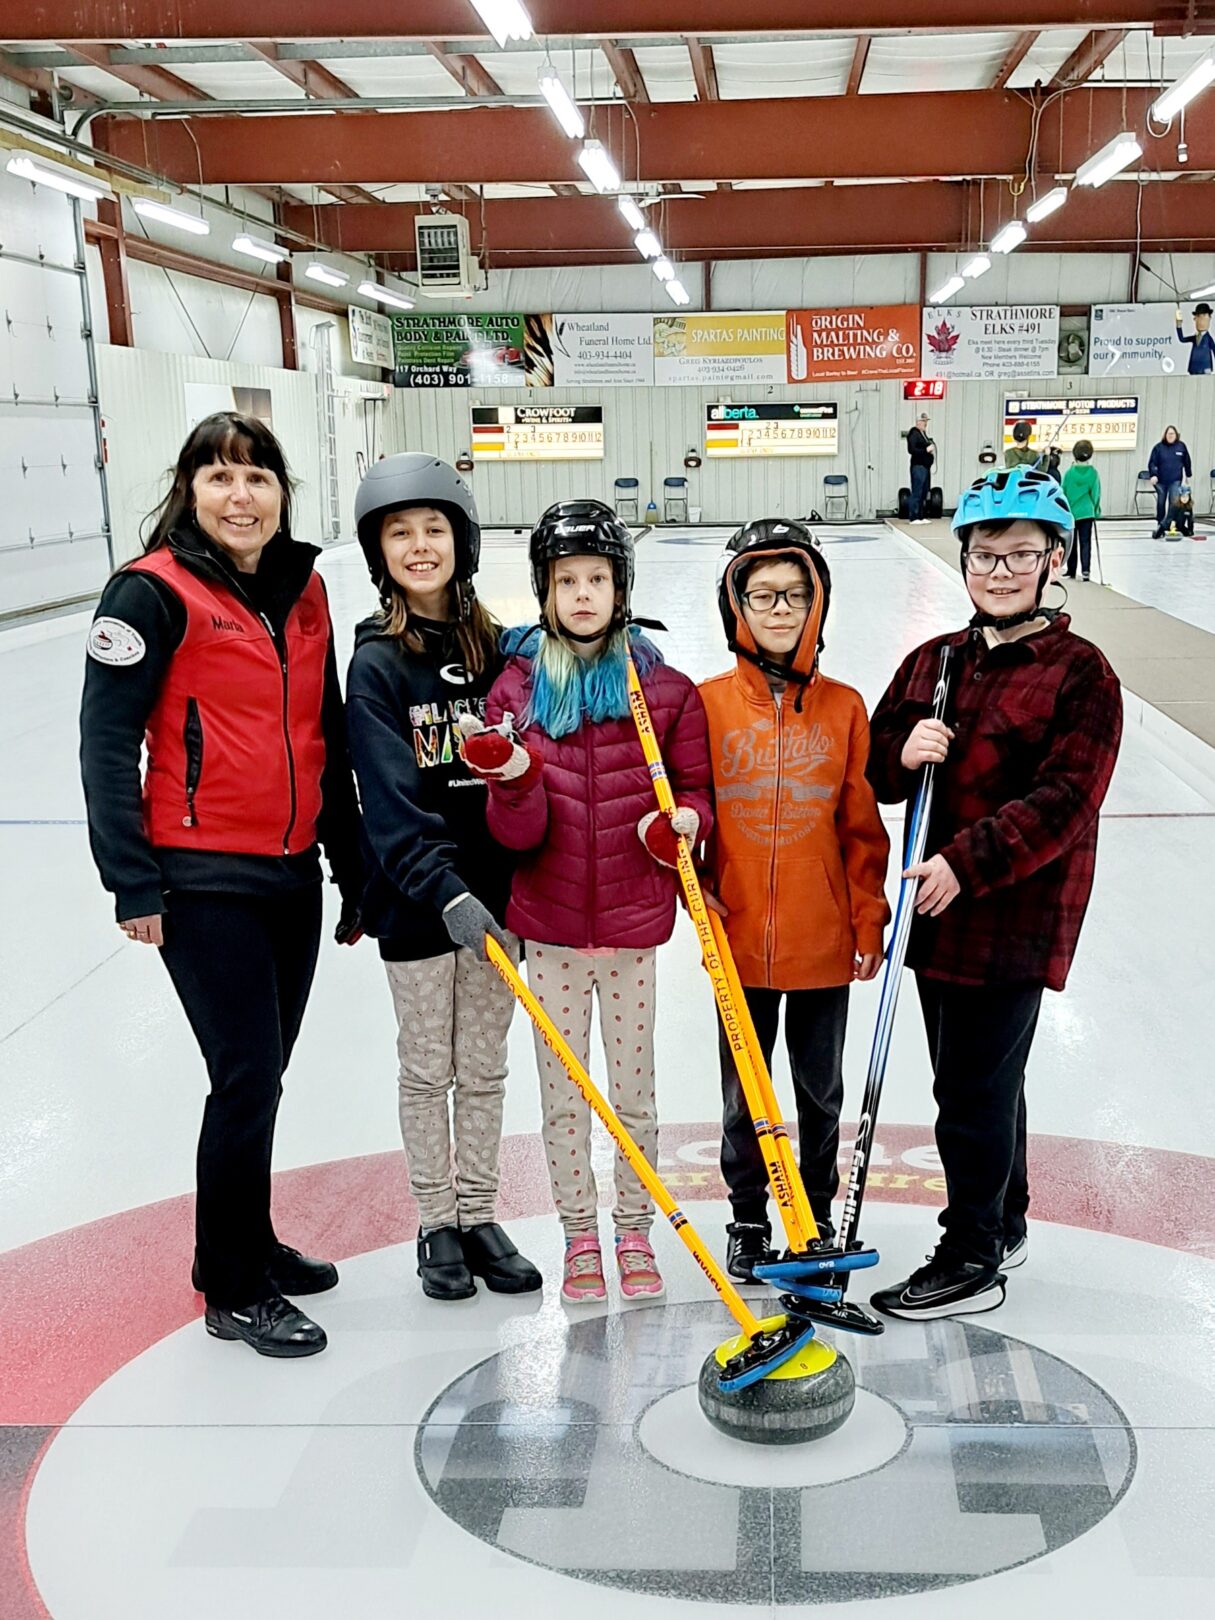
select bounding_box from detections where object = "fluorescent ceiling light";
[469,0,532,49]
[990,220,1027,254]
[1151,51,1215,123]
[617,195,645,230]
[1024,185,1068,223]
[5,151,113,202]
[1188,281,1215,298]
[666,278,690,305]
[132,197,210,235]
[304,263,349,287]
[358,280,414,310]
[634,228,662,258]
[652,256,675,281]
[961,253,990,279]
[232,232,288,264]
[576,139,621,194]
[539,69,584,139]
[1074,132,1142,189]
[929,275,964,303]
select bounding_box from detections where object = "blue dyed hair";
[523,626,658,740]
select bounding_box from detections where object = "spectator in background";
[1004,420,1038,468]
[906,413,935,524]
[1045,444,1062,481]
[1062,438,1100,582]
[1175,303,1215,375]
[1148,425,1192,538]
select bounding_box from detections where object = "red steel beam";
[687,37,721,101]
[1050,28,1129,88]
[244,42,358,101]
[55,41,209,101]
[97,88,1210,188]
[283,180,1215,265]
[275,259,298,370]
[425,43,504,98]
[601,40,650,102]
[7,4,1176,44]
[990,30,1039,89]
[846,37,871,95]
[94,197,133,346]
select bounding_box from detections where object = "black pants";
[917,977,1043,1271]
[1066,518,1093,577]
[719,984,849,1231]
[160,886,322,1306]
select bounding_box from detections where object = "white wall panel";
[125,261,283,366]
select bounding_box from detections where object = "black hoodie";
[80,523,364,922]
[345,614,513,962]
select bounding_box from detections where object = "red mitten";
[637,807,700,869]
[458,712,541,785]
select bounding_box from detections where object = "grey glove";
[442,891,509,955]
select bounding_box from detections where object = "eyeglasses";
[740,587,811,611]
[963,549,1049,576]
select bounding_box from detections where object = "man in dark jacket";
[906,413,935,523]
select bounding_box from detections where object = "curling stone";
[698,1320,855,1446]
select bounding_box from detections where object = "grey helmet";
[354,452,481,602]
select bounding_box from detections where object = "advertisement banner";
[705,401,839,458]
[391,313,550,387]
[654,312,786,387]
[348,306,393,369]
[921,305,1060,379]
[550,313,654,387]
[1089,303,1215,376]
[471,405,604,460]
[1003,396,1140,454]
[787,304,919,382]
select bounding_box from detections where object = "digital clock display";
[904,379,947,400]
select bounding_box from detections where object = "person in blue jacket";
[1148,426,1192,537]
[1175,303,1215,375]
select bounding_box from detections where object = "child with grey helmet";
[866,465,1122,1321]
[345,453,541,1303]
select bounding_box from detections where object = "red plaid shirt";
[867,615,1122,991]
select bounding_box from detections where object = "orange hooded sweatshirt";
[699,548,891,991]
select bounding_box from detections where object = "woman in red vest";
[80,412,363,1359]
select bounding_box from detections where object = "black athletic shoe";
[1002,1233,1028,1269]
[418,1225,476,1301]
[205,1293,327,1358]
[459,1222,542,1294]
[725,1221,773,1284]
[871,1249,1006,1320]
[191,1244,339,1297]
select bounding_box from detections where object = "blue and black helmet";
[952,465,1074,543]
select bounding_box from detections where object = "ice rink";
[1,522,1213,1617]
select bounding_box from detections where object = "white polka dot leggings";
[527,945,658,1237]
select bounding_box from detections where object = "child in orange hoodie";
[700,520,891,1282]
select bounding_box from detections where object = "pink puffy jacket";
[485,653,713,950]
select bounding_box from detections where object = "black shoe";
[871,1248,1006,1320]
[459,1222,542,1294]
[725,1221,773,1284]
[418,1225,476,1301]
[204,1293,327,1358]
[191,1244,339,1297]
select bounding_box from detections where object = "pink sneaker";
[615,1233,665,1300]
[562,1235,606,1303]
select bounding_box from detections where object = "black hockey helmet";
[1011,420,1033,444]
[529,500,635,630]
[716,518,831,655]
[353,452,480,600]
[1073,438,1094,462]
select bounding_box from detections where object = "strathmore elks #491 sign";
[921,306,1060,380]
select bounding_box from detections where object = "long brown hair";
[140,412,295,553]
[378,579,501,679]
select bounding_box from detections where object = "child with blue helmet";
[865,465,1123,1320]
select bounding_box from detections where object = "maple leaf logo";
[927,319,959,355]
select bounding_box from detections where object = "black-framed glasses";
[963,549,1049,576]
[740,586,812,610]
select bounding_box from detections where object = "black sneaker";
[192,1244,338,1297]
[459,1222,542,1294]
[725,1221,773,1284]
[1002,1233,1028,1269]
[205,1293,327,1358]
[418,1225,476,1301]
[871,1249,1006,1320]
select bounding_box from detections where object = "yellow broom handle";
[484,935,762,1338]
[625,657,818,1251]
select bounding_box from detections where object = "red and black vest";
[128,549,329,856]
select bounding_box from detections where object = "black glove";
[335,898,364,947]
[442,892,509,955]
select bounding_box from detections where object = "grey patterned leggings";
[385,936,519,1231]
[527,944,657,1237]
